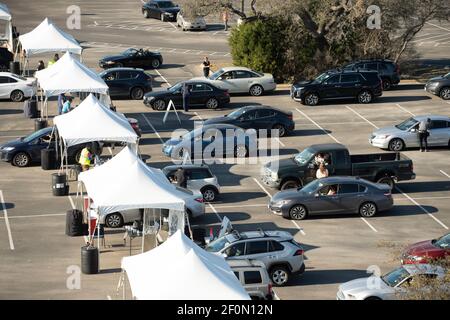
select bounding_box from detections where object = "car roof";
[201,123,240,130]
[309,143,347,151]
[103,67,145,72]
[220,66,253,72]
[326,69,378,75]
[164,164,210,171]
[402,264,445,276]
[313,176,371,185]
[0,72,18,77]
[239,105,290,114]
[413,115,450,121]
[229,230,293,242]
[350,59,395,64]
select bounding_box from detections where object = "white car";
[177,11,206,31]
[337,264,445,300]
[99,187,205,228]
[0,72,36,102]
[194,67,276,96]
[370,115,450,151]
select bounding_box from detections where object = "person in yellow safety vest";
[79,146,93,171]
[48,53,59,67]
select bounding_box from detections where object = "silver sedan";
[369,115,450,151]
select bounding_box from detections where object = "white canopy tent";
[121,230,250,300]
[18,18,82,56]
[53,93,137,148]
[0,3,13,52]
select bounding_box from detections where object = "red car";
[401,233,450,264]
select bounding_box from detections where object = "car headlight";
[427,82,438,88]
[376,134,390,139]
[407,255,425,262]
[2,147,15,151]
[274,200,291,206]
[106,61,115,65]
[271,171,278,180]
[148,96,155,101]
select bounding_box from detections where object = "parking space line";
[154,69,171,87]
[207,203,222,222]
[68,195,76,209]
[0,190,15,250]
[295,108,341,143]
[345,106,379,129]
[395,186,449,230]
[193,112,203,121]
[141,113,164,144]
[396,103,415,116]
[1,213,65,219]
[252,178,272,199]
[426,22,450,32]
[212,203,267,209]
[360,218,378,233]
[440,170,450,179]
[291,220,306,236]
[275,137,285,147]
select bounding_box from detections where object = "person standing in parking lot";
[174,167,187,188]
[57,93,66,115]
[418,118,431,152]
[222,9,230,31]
[182,82,190,112]
[78,146,93,172]
[202,57,211,78]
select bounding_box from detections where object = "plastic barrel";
[81,245,99,274]
[41,148,56,170]
[9,61,20,75]
[29,99,38,118]
[65,209,83,236]
[34,119,47,131]
[52,172,69,196]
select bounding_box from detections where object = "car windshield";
[23,128,52,143]
[122,48,138,56]
[300,179,322,194]
[168,82,183,92]
[294,148,314,165]
[444,72,450,79]
[313,72,331,84]
[381,267,410,287]
[209,69,224,80]
[158,1,175,8]
[227,108,249,119]
[433,233,450,249]
[205,236,231,252]
[395,118,418,131]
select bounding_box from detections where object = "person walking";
[222,9,231,31]
[78,146,93,172]
[202,56,211,78]
[61,96,72,114]
[182,82,190,112]
[57,93,66,115]
[174,167,187,188]
[418,118,431,152]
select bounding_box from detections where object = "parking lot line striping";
[440,170,450,179]
[345,106,379,129]
[1,213,66,219]
[194,112,203,121]
[0,190,15,250]
[207,203,222,222]
[141,113,164,144]
[395,186,449,230]
[396,103,415,116]
[295,108,341,143]
[291,220,306,236]
[154,69,171,87]
[426,21,450,32]
[253,178,272,199]
[360,218,378,233]
[275,137,285,147]
[68,196,76,210]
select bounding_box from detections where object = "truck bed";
[350,152,410,164]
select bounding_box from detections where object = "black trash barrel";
[9,61,20,75]
[41,148,56,170]
[52,172,69,196]
[66,209,83,236]
[23,98,38,118]
[35,119,47,131]
[81,245,99,274]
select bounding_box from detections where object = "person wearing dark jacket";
[174,168,187,188]
[418,118,431,152]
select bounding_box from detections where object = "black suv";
[142,0,180,21]
[99,68,152,100]
[291,70,382,106]
[425,72,450,100]
[343,59,400,90]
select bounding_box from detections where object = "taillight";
[384,192,392,197]
[395,64,400,74]
[268,283,273,294]
[195,197,204,203]
[294,249,304,256]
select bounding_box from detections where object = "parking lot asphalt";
[1,0,450,300]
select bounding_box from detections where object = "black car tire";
[269,266,290,287]
[440,87,450,100]
[304,93,319,106]
[234,145,248,158]
[12,152,31,167]
[358,90,373,104]
[105,213,124,228]
[359,202,378,218]
[143,10,150,18]
[377,175,395,190]
[281,179,300,190]
[151,59,161,69]
[388,138,404,151]
[289,204,308,220]
[201,187,217,202]
[205,98,219,109]
[10,90,25,102]
[153,99,166,111]
[382,79,391,91]
[272,124,287,137]
[131,87,144,100]
[249,84,264,96]
[365,296,382,301]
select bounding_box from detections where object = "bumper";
[184,24,207,30]
[369,137,390,149]
[378,197,394,212]
[0,151,13,162]
[99,61,116,69]
[264,83,277,92]
[425,86,439,95]
[397,172,416,182]
[190,203,205,218]
[261,175,280,189]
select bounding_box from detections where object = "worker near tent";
[48,53,59,67]
[78,145,93,172]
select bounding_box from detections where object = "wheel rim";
[290,206,306,220]
[132,88,144,99]
[250,86,263,96]
[152,60,160,68]
[203,189,215,201]
[107,214,122,228]
[11,91,23,102]
[236,145,247,157]
[272,270,288,285]
[282,182,298,190]
[154,100,166,110]
[206,98,218,109]
[359,92,372,103]
[442,88,450,100]
[378,178,393,189]
[383,81,391,90]
[14,153,28,167]
[274,125,285,137]
[390,139,403,151]
[306,94,318,105]
[361,203,376,217]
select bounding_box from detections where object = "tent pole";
[141,209,146,253]
[97,208,100,270]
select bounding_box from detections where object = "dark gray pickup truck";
[262,143,415,190]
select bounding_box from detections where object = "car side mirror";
[410,128,417,133]
[221,252,228,258]
[314,193,320,198]
[217,76,223,80]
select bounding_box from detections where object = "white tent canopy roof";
[0,3,11,20]
[121,230,250,300]
[53,94,138,147]
[35,52,109,96]
[78,146,186,215]
[18,18,82,56]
